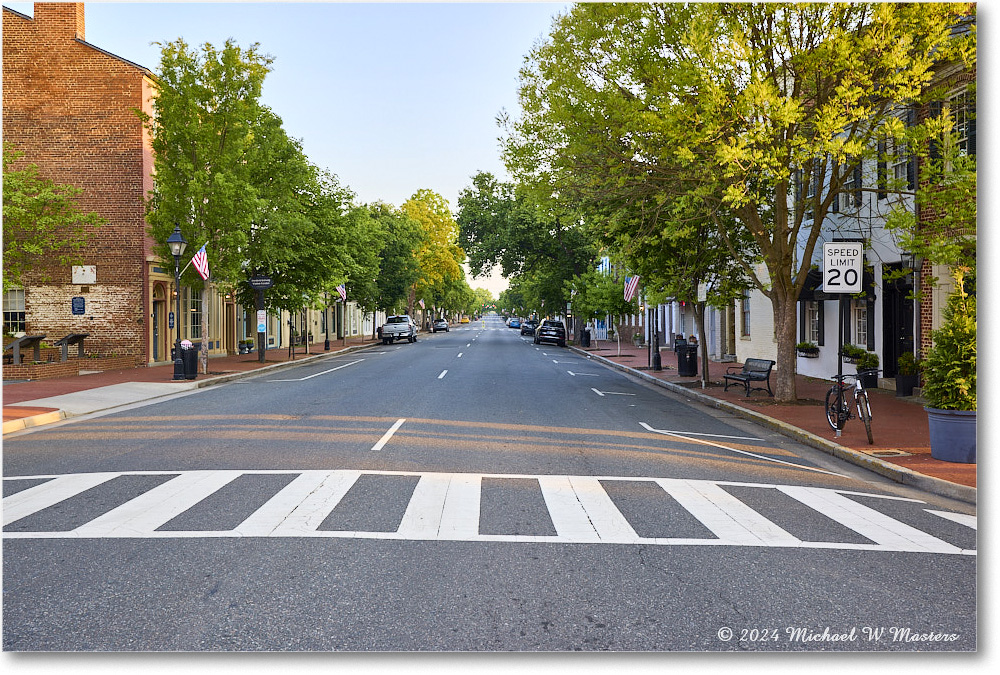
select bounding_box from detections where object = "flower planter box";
[797,350,819,358]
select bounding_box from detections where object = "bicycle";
[825,369,878,444]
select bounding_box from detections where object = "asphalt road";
[2,315,977,651]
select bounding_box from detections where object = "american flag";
[336,284,347,301]
[418,299,425,309]
[624,275,640,302]
[191,244,210,280]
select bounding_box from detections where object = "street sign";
[249,275,273,290]
[256,310,267,333]
[71,297,85,315]
[169,311,174,329]
[823,242,863,294]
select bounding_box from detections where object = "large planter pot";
[895,373,918,397]
[925,407,976,463]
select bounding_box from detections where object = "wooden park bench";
[723,358,775,397]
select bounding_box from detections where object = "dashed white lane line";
[268,359,364,382]
[438,370,448,379]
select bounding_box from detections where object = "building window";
[741,292,751,337]
[852,299,868,349]
[186,289,202,339]
[3,289,26,335]
[805,301,821,344]
[948,88,971,156]
[840,165,862,211]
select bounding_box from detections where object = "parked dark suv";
[533,319,566,347]
[520,319,538,336]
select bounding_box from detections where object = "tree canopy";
[2,144,104,292]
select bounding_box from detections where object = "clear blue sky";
[6,1,570,295]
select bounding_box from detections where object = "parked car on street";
[508,318,521,329]
[380,315,418,344]
[533,319,566,347]
[520,320,538,336]
[432,318,449,332]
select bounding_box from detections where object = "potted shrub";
[922,271,976,463]
[632,332,645,347]
[895,352,919,397]
[855,351,879,388]
[796,341,819,358]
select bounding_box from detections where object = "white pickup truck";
[380,315,418,344]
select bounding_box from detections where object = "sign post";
[249,275,274,363]
[823,242,864,437]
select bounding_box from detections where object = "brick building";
[2,2,237,367]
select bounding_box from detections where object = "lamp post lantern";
[167,225,188,380]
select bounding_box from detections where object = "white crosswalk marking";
[776,485,964,554]
[235,470,360,536]
[656,479,801,547]
[2,472,119,526]
[1,470,976,555]
[73,471,243,537]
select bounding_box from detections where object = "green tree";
[369,202,424,318]
[402,189,465,316]
[504,2,971,401]
[2,145,103,291]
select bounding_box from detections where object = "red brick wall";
[3,3,154,363]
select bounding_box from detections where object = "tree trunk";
[771,292,799,402]
[200,286,210,375]
[695,301,709,389]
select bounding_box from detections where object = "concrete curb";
[2,409,67,435]
[2,341,383,435]
[571,347,976,505]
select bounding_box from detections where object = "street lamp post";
[167,225,188,381]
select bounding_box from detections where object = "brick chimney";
[33,2,85,40]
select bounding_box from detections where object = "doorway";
[882,263,915,378]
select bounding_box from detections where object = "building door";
[152,285,167,363]
[882,264,914,378]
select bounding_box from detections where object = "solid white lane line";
[438,370,448,379]
[371,418,406,452]
[268,359,364,382]
[640,422,845,478]
[639,422,761,442]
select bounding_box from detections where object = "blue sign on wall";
[71,297,85,315]
[169,311,175,330]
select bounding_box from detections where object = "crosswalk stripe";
[538,476,601,542]
[235,470,360,536]
[72,471,243,537]
[656,478,801,547]
[777,485,963,554]
[3,473,119,526]
[397,473,482,539]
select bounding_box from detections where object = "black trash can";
[181,343,198,380]
[580,329,591,348]
[677,343,698,377]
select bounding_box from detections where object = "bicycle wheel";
[825,386,848,431]
[856,389,873,444]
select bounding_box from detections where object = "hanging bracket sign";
[823,242,863,294]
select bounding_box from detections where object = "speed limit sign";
[823,242,863,294]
